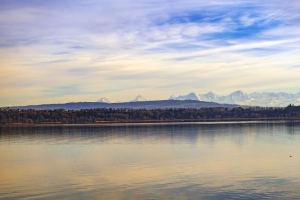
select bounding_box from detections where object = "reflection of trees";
[1,122,299,144]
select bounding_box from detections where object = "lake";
[1,121,300,199]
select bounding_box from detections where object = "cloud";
[1,0,300,105]
[239,15,259,27]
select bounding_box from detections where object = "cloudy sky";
[0,0,300,106]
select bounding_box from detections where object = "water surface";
[1,121,300,199]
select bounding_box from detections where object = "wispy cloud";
[0,0,300,105]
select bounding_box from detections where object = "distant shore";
[2,117,299,125]
[1,106,299,125]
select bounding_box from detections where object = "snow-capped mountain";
[131,95,147,102]
[199,90,253,104]
[169,92,199,101]
[198,91,300,107]
[97,91,300,107]
[248,92,300,107]
[169,94,177,100]
[228,90,254,105]
[98,97,117,103]
[198,91,221,102]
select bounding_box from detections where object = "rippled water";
[1,121,300,199]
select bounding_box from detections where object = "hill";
[6,100,239,110]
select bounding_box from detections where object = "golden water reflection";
[1,122,300,199]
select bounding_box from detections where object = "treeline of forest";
[1,105,300,124]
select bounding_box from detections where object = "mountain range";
[99,90,300,107]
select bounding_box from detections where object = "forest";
[1,105,300,124]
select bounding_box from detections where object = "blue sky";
[0,0,300,106]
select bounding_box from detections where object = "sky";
[0,0,300,106]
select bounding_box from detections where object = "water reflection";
[1,121,300,144]
[0,122,300,199]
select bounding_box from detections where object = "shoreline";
[1,117,300,126]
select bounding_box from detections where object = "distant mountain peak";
[187,92,197,95]
[205,91,219,97]
[172,92,199,101]
[132,95,147,102]
[230,90,246,95]
[206,91,215,94]
[98,97,112,103]
[198,91,220,102]
[169,94,177,100]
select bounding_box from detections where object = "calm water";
[1,121,300,200]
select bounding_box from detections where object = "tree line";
[1,105,300,124]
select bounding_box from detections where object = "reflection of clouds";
[1,122,300,199]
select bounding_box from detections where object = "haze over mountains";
[99,91,300,107]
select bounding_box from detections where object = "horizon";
[1,1,300,107]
